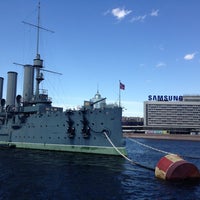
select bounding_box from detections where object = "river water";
[0,138,199,200]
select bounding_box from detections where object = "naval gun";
[84,97,107,109]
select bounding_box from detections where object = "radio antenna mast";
[22,1,54,57]
[36,1,41,56]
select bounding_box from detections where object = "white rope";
[103,132,155,171]
[129,138,200,160]
[129,138,174,155]
[103,131,132,162]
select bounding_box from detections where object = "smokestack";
[6,71,17,106]
[23,65,34,102]
[0,77,3,99]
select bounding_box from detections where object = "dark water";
[0,139,199,200]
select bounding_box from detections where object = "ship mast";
[23,1,54,101]
[34,1,45,100]
[36,1,41,56]
[22,1,63,104]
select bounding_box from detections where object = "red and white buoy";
[155,154,200,181]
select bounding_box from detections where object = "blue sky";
[0,0,200,117]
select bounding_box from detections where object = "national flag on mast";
[120,82,125,90]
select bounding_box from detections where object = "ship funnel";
[23,65,34,103]
[6,71,18,106]
[0,77,4,99]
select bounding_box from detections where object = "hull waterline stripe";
[0,141,126,156]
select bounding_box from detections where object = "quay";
[123,133,200,141]
[122,125,200,141]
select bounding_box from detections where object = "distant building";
[90,90,106,109]
[122,116,143,126]
[144,95,200,131]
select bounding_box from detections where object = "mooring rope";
[129,138,174,155]
[103,131,154,171]
[182,155,200,159]
[129,138,200,160]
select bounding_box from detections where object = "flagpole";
[119,81,125,107]
[119,80,121,107]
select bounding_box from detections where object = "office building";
[144,95,200,130]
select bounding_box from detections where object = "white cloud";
[139,63,146,67]
[150,9,159,17]
[130,9,159,23]
[111,8,132,20]
[105,7,159,23]
[130,15,147,22]
[156,62,166,68]
[103,10,110,16]
[145,79,152,84]
[184,52,196,60]
[158,44,165,51]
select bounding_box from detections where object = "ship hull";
[0,107,127,156]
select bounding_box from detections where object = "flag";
[120,82,125,90]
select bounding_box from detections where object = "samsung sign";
[148,95,183,101]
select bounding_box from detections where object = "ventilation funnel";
[0,77,3,99]
[23,65,34,102]
[6,71,17,106]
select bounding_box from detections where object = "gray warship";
[0,3,126,156]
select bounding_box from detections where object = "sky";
[0,0,200,117]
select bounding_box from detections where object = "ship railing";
[39,89,48,95]
[38,89,52,102]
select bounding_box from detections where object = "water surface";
[0,139,199,199]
